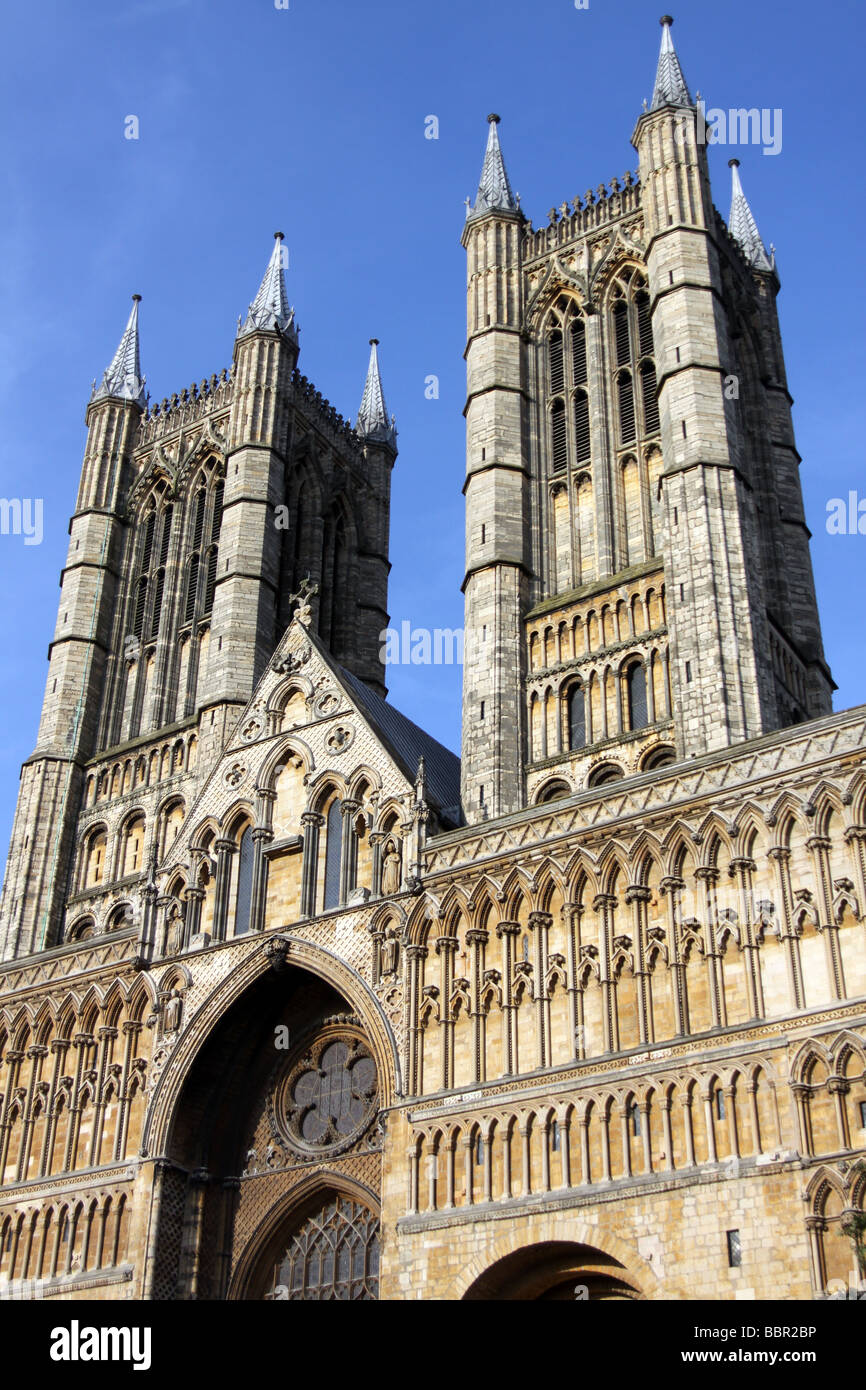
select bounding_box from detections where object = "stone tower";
[0,238,397,961]
[460,16,834,825]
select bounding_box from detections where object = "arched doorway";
[462,1242,643,1301]
[148,961,387,1301]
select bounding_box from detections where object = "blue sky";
[0,0,864,856]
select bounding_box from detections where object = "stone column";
[660,875,687,1035]
[593,894,617,1054]
[299,812,324,918]
[695,867,723,1028]
[579,1114,591,1185]
[339,800,361,905]
[564,902,585,1059]
[444,1139,456,1209]
[435,934,459,1091]
[115,1021,142,1163]
[619,1105,632,1179]
[724,1085,740,1158]
[462,1135,474,1207]
[211,838,236,943]
[89,1027,117,1168]
[681,1093,696,1167]
[559,1118,571,1189]
[248,828,274,933]
[466,927,489,1085]
[182,887,205,947]
[791,1083,811,1155]
[729,857,764,1018]
[404,945,428,1097]
[496,920,521,1075]
[528,911,553,1068]
[661,1097,674,1170]
[482,1134,493,1204]
[369,831,385,898]
[828,1077,851,1150]
[626,885,652,1045]
[746,1082,762,1156]
[807,834,846,1000]
[702,1089,718,1163]
[769,846,805,1010]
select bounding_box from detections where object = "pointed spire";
[91,295,146,408]
[238,232,298,340]
[728,160,773,271]
[650,16,692,110]
[356,339,396,448]
[466,114,518,222]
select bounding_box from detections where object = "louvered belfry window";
[546,303,591,477]
[610,273,660,447]
[551,400,567,474]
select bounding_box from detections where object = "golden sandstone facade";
[0,19,864,1301]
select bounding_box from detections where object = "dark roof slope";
[338,666,463,828]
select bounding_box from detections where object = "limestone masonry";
[0,19,862,1301]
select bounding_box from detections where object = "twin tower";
[0,17,833,959]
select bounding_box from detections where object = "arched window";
[640,359,660,435]
[234,826,254,936]
[210,481,224,542]
[183,554,199,625]
[635,291,654,357]
[573,389,590,463]
[323,798,343,911]
[536,778,571,804]
[571,319,587,385]
[203,546,218,616]
[642,745,675,771]
[587,762,624,788]
[567,684,586,750]
[121,815,146,879]
[613,299,631,366]
[548,330,564,393]
[149,568,165,638]
[551,400,567,474]
[83,829,107,889]
[264,1194,379,1301]
[618,371,635,444]
[132,576,148,640]
[626,662,648,731]
[141,509,156,572]
[159,505,173,565]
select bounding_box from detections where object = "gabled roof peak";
[356,338,397,448]
[466,114,518,222]
[728,159,773,272]
[238,232,298,341]
[650,15,693,111]
[91,296,146,409]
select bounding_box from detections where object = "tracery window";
[266,1195,380,1301]
[545,297,592,478]
[323,798,342,911]
[626,661,648,732]
[567,683,586,750]
[234,826,254,936]
[275,1024,379,1157]
[609,273,660,449]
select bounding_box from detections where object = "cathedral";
[0,17,864,1302]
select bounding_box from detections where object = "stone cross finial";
[289,574,319,626]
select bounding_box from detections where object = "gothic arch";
[142,935,400,1158]
[459,1221,659,1300]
